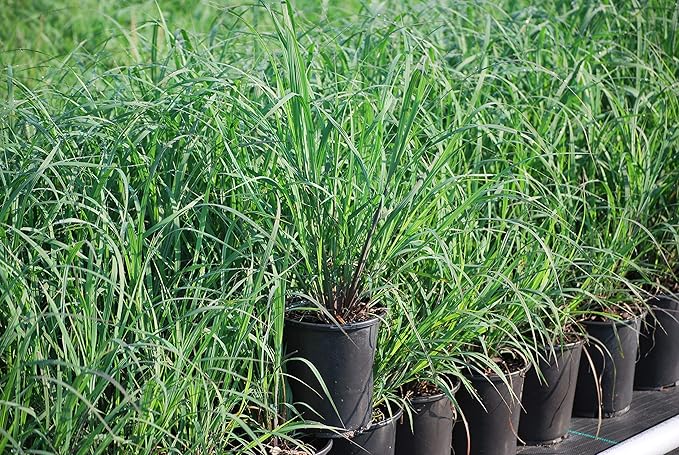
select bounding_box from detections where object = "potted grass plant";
[564,16,679,416]
[431,143,583,447]
[452,323,531,455]
[450,288,552,455]
[571,294,644,418]
[564,91,675,417]
[518,285,586,444]
[511,222,587,444]
[516,234,594,443]
[444,218,556,455]
[634,237,679,390]
[428,0,679,432]
[519,333,584,445]
[512,191,588,444]
[368,164,556,454]
[394,379,459,455]
[567,179,648,418]
[516,244,586,443]
[363,155,563,455]
[547,192,648,419]
[374,279,467,455]
[633,164,679,390]
[635,254,679,390]
[635,278,679,390]
[371,176,518,455]
[261,1,463,434]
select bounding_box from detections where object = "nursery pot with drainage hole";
[452,360,529,455]
[572,314,642,417]
[284,316,380,433]
[519,339,583,445]
[329,407,402,455]
[395,380,460,455]
[635,294,679,390]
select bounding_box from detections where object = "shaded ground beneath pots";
[518,386,679,454]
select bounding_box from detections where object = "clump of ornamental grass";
[1,0,678,453]
[428,0,679,320]
[372,169,574,416]
[0,8,306,453]
[257,1,472,324]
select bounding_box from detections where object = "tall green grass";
[1,0,677,452]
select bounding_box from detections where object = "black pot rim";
[543,338,585,350]
[648,294,679,307]
[328,407,404,439]
[465,359,531,381]
[365,407,404,431]
[284,315,380,331]
[581,311,646,327]
[408,378,461,404]
[409,392,446,404]
[315,438,333,455]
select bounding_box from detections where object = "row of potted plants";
[1,1,677,453]
[263,0,677,452]
[280,240,678,455]
[282,285,679,454]
[268,2,679,453]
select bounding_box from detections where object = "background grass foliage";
[1,0,677,453]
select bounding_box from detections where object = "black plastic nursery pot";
[284,316,379,432]
[395,381,460,455]
[519,340,583,445]
[329,408,402,455]
[635,294,679,390]
[452,363,529,455]
[572,314,642,418]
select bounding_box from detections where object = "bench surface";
[518,387,679,454]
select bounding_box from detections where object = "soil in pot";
[572,313,642,417]
[284,316,379,432]
[635,294,679,390]
[395,380,460,455]
[519,339,583,445]
[266,438,333,455]
[452,355,528,455]
[330,406,402,455]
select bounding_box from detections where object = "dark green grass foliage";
[0,0,677,453]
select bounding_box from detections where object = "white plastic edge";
[597,414,679,455]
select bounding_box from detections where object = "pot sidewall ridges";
[396,393,455,455]
[573,315,641,417]
[635,294,679,390]
[284,316,380,432]
[519,340,583,444]
[452,365,528,455]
